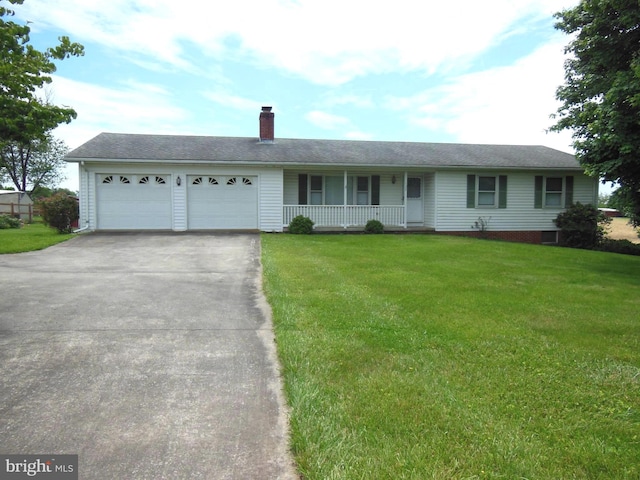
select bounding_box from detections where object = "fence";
[0,202,34,223]
[283,205,406,228]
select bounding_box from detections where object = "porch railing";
[283,205,406,228]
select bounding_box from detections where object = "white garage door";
[187,175,258,229]
[97,174,172,229]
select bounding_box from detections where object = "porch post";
[403,172,408,228]
[343,170,348,229]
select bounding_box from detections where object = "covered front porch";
[282,170,434,230]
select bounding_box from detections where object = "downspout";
[73,162,91,233]
[73,222,90,233]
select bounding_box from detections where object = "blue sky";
[13,0,604,193]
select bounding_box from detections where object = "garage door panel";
[97,174,172,229]
[187,176,257,229]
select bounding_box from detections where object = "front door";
[407,176,423,224]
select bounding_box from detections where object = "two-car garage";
[96,173,258,230]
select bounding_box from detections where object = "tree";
[609,186,636,216]
[551,1,640,226]
[0,134,68,193]
[30,185,76,200]
[0,0,84,145]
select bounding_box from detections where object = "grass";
[0,218,75,254]
[261,234,640,480]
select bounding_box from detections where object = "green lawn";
[261,234,640,480]
[0,219,75,254]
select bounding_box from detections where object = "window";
[534,176,574,208]
[477,176,496,206]
[209,177,219,185]
[407,178,421,199]
[297,174,380,205]
[139,176,150,184]
[119,176,130,184]
[227,177,237,185]
[466,175,507,208]
[356,176,369,205]
[310,175,322,205]
[545,177,563,206]
[102,175,113,184]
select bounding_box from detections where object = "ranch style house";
[65,106,598,244]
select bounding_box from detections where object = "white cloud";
[202,91,263,111]
[322,93,374,109]
[345,131,374,141]
[385,40,575,152]
[305,110,350,130]
[16,0,580,86]
[46,75,191,148]
[305,111,373,140]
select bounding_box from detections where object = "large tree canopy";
[0,0,84,145]
[0,135,68,193]
[552,0,640,225]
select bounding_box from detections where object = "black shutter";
[371,175,380,205]
[467,175,476,208]
[298,174,308,205]
[565,176,574,207]
[534,176,543,208]
[498,175,507,208]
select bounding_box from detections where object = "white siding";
[380,173,404,205]
[259,168,284,232]
[173,173,187,231]
[424,173,436,228]
[434,170,598,232]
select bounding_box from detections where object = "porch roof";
[66,133,581,170]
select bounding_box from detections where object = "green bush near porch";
[262,234,640,480]
[364,219,384,234]
[288,215,314,234]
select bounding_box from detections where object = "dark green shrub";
[364,219,384,234]
[554,202,609,249]
[595,238,640,256]
[38,193,79,233]
[289,215,314,234]
[0,214,22,229]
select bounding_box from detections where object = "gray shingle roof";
[66,132,581,170]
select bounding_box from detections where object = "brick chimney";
[259,106,274,143]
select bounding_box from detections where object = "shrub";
[289,215,314,234]
[364,219,384,234]
[554,202,610,249]
[38,193,79,233]
[595,238,640,256]
[0,214,22,229]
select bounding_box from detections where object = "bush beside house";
[555,203,640,255]
[288,215,314,234]
[38,193,79,233]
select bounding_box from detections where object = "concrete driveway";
[0,233,297,479]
